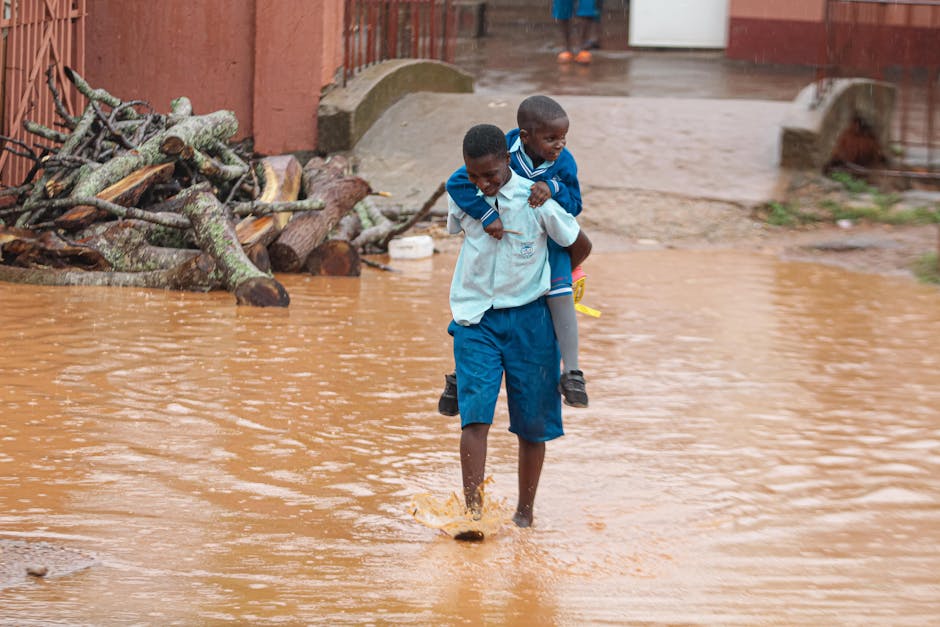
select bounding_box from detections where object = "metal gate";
[817,0,940,172]
[343,0,457,85]
[0,0,86,187]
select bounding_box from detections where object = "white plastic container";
[388,234,434,259]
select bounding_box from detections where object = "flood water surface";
[1,250,939,624]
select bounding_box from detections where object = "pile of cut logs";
[0,67,443,307]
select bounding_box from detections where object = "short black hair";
[517,95,567,132]
[462,124,508,159]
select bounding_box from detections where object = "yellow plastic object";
[572,268,601,317]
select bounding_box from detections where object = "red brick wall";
[85,0,344,154]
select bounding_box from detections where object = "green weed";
[818,198,940,225]
[762,202,821,227]
[912,252,940,284]
[829,171,877,194]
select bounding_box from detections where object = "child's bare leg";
[579,17,594,48]
[460,423,490,516]
[556,19,576,62]
[558,19,573,51]
[514,435,546,527]
[548,294,579,373]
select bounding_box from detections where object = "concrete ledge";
[317,59,474,154]
[780,78,896,169]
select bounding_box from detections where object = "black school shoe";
[438,372,459,416]
[559,370,589,408]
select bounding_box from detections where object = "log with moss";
[0,69,316,306]
[268,155,371,272]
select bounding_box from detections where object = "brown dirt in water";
[0,539,98,590]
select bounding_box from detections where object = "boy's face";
[464,152,511,197]
[520,116,569,163]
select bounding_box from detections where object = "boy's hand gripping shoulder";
[527,181,552,208]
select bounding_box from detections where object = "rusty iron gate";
[817,0,940,172]
[0,0,86,187]
[343,0,457,85]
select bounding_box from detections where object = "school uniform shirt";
[447,170,581,326]
[445,128,583,228]
[506,128,581,218]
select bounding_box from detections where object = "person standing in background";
[553,0,602,64]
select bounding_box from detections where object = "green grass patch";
[818,199,940,226]
[762,201,822,227]
[912,252,940,284]
[829,171,877,194]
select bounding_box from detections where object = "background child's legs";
[552,0,575,56]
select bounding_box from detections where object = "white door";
[628,0,729,49]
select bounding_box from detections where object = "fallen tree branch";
[26,196,190,228]
[230,198,326,216]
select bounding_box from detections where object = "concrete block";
[317,59,474,154]
[780,78,896,170]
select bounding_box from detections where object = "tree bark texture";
[180,189,289,307]
[268,156,370,272]
[235,155,303,247]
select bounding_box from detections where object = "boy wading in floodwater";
[445,124,592,532]
[439,95,590,418]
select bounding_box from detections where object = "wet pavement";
[351,7,822,250]
[453,5,817,101]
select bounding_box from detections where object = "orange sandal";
[556,50,574,63]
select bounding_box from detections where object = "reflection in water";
[1,250,939,624]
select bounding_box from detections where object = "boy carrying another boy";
[439,95,589,416]
[446,123,592,529]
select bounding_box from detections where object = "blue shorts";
[552,0,600,21]
[547,238,573,297]
[448,298,563,443]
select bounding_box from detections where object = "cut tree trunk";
[76,220,200,272]
[269,156,370,272]
[235,155,303,248]
[305,240,361,276]
[1,230,109,270]
[55,162,175,231]
[179,188,289,307]
[305,212,362,276]
[0,256,218,290]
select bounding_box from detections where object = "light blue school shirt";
[447,169,581,326]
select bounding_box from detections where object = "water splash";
[410,478,511,540]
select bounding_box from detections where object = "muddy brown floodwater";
[1,249,939,624]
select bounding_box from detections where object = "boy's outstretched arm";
[567,230,592,269]
[446,166,501,227]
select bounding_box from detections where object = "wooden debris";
[55,162,175,231]
[269,156,371,272]
[0,68,446,305]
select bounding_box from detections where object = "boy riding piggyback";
[439,95,589,414]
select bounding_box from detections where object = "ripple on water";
[1,253,939,624]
